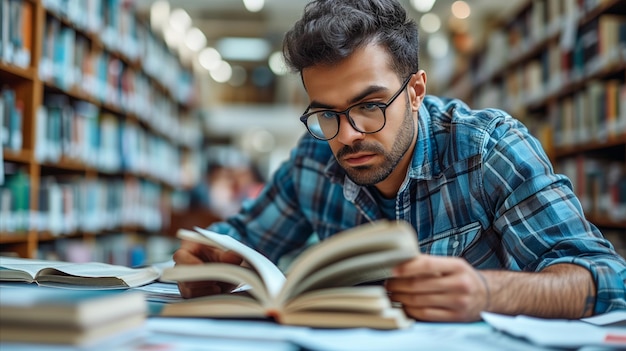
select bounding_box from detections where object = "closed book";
[0,286,146,327]
[0,286,146,346]
[0,314,144,346]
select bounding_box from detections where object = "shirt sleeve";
[481,116,626,314]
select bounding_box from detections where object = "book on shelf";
[0,256,160,289]
[1,169,30,233]
[0,285,146,346]
[160,220,420,330]
[1,88,20,151]
[0,0,32,67]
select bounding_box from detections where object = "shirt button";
[452,240,459,249]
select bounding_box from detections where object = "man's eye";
[358,103,379,112]
[319,111,338,119]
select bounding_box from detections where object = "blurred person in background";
[191,147,266,220]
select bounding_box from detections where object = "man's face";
[302,43,426,195]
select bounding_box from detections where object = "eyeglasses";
[299,74,414,141]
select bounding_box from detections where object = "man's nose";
[335,114,364,144]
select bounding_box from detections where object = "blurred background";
[1,0,624,265]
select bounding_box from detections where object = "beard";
[337,100,416,186]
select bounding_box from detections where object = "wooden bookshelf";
[440,0,626,237]
[1,0,204,262]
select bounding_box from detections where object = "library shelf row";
[439,0,626,237]
[1,0,205,261]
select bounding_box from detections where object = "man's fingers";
[390,290,475,310]
[386,274,452,293]
[178,281,221,298]
[219,250,244,265]
[393,255,467,278]
[174,241,242,265]
[173,248,205,265]
[177,280,237,299]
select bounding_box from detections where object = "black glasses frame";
[299,74,414,141]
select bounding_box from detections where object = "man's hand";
[385,255,489,322]
[172,239,243,298]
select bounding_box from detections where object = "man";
[174,0,626,322]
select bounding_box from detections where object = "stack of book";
[0,286,147,347]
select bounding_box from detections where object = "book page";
[184,228,286,297]
[284,249,413,300]
[0,257,56,281]
[0,267,35,282]
[279,307,412,329]
[0,256,160,288]
[283,286,390,313]
[161,263,271,304]
[160,293,267,319]
[481,312,626,348]
[582,310,626,327]
[278,221,418,302]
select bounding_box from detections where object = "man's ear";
[409,70,427,112]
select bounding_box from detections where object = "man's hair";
[282,0,419,79]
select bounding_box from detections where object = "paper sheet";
[481,312,626,348]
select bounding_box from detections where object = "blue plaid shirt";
[210,95,626,314]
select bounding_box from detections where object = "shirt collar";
[408,100,438,180]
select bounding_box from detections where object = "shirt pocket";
[420,222,482,256]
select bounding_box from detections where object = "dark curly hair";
[282,0,419,79]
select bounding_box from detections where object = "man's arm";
[477,117,625,316]
[483,263,595,318]
[386,255,595,322]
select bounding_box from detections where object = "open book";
[0,257,160,289]
[160,220,419,329]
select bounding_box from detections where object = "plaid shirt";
[210,95,626,314]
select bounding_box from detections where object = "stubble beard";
[338,102,415,186]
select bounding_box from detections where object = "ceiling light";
[150,0,169,33]
[410,0,436,13]
[163,25,181,51]
[268,51,289,75]
[198,47,222,71]
[185,27,206,52]
[169,8,191,33]
[243,0,264,12]
[210,61,233,83]
[420,13,441,33]
[451,1,471,19]
[216,37,271,62]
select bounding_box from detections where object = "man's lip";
[343,153,375,165]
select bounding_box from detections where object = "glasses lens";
[303,103,387,140]
[306,112,339,140]
[348,104,385,133]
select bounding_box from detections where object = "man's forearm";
[482,263,596,319]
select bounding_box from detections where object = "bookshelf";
[1,0,204,263]
[441,0,626,255]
